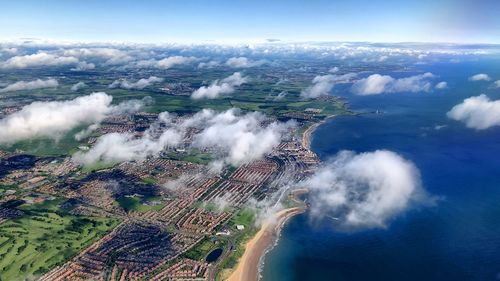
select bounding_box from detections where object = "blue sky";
[1,0,499,44]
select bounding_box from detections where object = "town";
[0,106,322,280]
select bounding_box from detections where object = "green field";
[0,125,89,157]
[116,196,164,213]
[217,208,258,276]
[231,208,256,227]
[182,237,225,261]
[166,149,213,165]
[0,200,120,281]
[80,160,118,173]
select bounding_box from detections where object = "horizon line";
[1,37,500,47]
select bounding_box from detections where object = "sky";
[1,0,499,44]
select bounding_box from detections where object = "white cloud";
[135,56,196,69]
[109,76,164,90]
[73,111,181,165]
[191,72,248,99]
[71,81,87,92]
[0,92,146,144]
[447,94,500,130]
[301,73,357,99]
[163,174,203,191]
[493,80,500,88]
[198,60,220,68]
[225,57,266,68]
[0,78,58,93]
[108,96,153,115]
[378,55,389,62]
[156,56,196,68]
[71,61,95,71]
[351,74,392,95]
[74,108,293,167]
[273,91,287,101]
[73,130,182,165]
[0,41,492,67]
[351,73,435,95]
[469,73,491,81]
[434,124,447,130]
[74,123,100,141]
[191,109,295,166]
[301,150,431,228]
[62,48,131,65]
[435,81,448,89]
[0,47,18,55]
[329,67,339,73]
[0,52,79,69]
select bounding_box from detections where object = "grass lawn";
[216,208,258,277]
[80,160,118,173]
[166,150,213,165]
[232,208,256,227]
[182,237,224,261]
[0,203,120,281]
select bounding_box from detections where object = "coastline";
[226,207,306,281]
[225,116,326,281]
[302,115,335,150]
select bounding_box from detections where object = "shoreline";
[302,115,335,150]
[226,116,327,281]
[226,207,305,281]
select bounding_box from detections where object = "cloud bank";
[301,73,357,98]
[63,47,132,65]
[447,94,500,130]
[198,60,220,69]
[351,73,435,95]
[190,109,294,166]
[73,108,294,167]
[135,56,196,69]
[301,150,430,228]
[73,130,182,165]
[0,52,79,69]
[109,76,164,90]
[225,57,266,68]
[191,72,248,99]
[0,78,58,93]
[0,92,146,144]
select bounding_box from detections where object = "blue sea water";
[262,58,500,281]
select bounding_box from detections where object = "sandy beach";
[302,115,335,150]
[226,207,305,281]
[302,123,319,150]
[226,120,321,281]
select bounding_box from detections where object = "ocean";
[262,58,500,281]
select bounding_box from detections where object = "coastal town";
[0,105,321,280]
[2,1,499,280]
